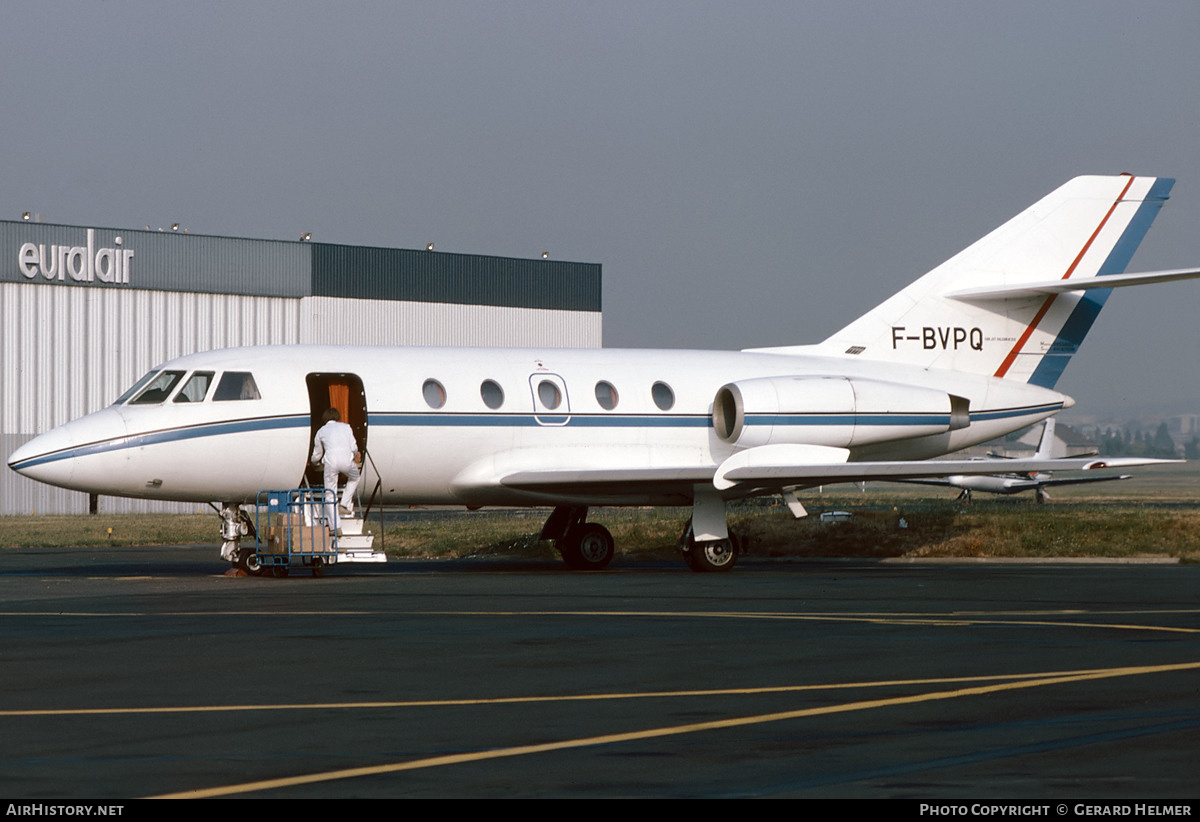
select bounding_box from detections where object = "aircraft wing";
[711,444,1178,493]
[454,446,714,503]
[467,443,1174,498]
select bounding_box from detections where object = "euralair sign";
[17,228,134,285]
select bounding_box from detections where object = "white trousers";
[322,456,360,530]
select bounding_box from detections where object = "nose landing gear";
[218,504,260,574]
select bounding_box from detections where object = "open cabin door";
[305,373,368,487]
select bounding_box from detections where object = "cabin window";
[174,371,215,403]
[114,371,160,405]
[652,381,675,411]
[595,381,618,410]
[537,379,562,410]
[129,371,186,405]
[480,380,504,409]
[423,379,446,409]
[213,372,261,401]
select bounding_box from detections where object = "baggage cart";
[253,489,339,577]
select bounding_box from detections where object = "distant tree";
[1186,438,1200,460]
[1151,422,1177,457]
[1097,427,1126,456]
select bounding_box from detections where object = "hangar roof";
[1,220,601,312]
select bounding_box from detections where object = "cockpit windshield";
[128,371,187,405]
[113,371,159,405]
[114,369,260,405]
[174,371,215,403]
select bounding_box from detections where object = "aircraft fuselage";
[8,343,1069,508]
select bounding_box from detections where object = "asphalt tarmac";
[2,546,1198,799]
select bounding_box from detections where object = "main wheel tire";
[559,522,615,570]
[688,537,738,572]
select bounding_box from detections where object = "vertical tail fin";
[803,175,1174,386]
[1033,418,1065,460]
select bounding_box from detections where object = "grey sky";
[3,1,1198,419]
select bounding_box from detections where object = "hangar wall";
[299,296,600,347]
[1,220,602,515]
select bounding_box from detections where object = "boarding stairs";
[304,449,387,564]
[334,507,386,564]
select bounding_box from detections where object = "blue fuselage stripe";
[11,403,1062,471]
[10,415,312,471]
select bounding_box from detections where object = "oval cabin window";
[480,380,505,409]
[537,380,562,410]
[595,381,618,410]
[651,381,675,411]
[422,379,446,409]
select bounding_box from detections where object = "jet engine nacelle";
[712,376,969,449]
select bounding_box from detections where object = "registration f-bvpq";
[9,175,1199,571]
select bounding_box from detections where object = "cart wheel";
[312,558,325,578]
[271,565,289,578]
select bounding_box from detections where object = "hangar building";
[1,219,602,514]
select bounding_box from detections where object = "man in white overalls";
[310,408,361,532]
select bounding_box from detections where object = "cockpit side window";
[213,372,261,401]
[174,371,215,403]
[129,371,186,405]
[113,371,160,405]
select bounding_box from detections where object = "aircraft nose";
[7,408,128,492]
[9,427,79,486]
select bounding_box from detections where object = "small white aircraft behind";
[894,419,1164,503]
[9,175,1200,572]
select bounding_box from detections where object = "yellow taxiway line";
[141,660,1200,799]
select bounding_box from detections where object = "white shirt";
[311,420,358,465]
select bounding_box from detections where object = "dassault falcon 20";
[9,175,1200,572]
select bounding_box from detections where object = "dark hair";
[322,408,341,422]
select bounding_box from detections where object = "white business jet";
[893,418,1154,503]
[9,175,1200,572]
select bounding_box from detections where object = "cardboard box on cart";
[267,517,330,554]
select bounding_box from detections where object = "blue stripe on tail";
[1028,177,1175,388]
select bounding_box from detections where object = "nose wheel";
[235,548,263,576]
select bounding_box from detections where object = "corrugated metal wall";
[1,284,300,514]
[300,296,601,347]
[310,245,601,311]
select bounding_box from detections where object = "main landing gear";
[675,484,741,572]
[541,488,743,573]
[678,519,741,573]
[541,506,615,570]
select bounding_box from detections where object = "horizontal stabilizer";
[945,267,1200,301]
